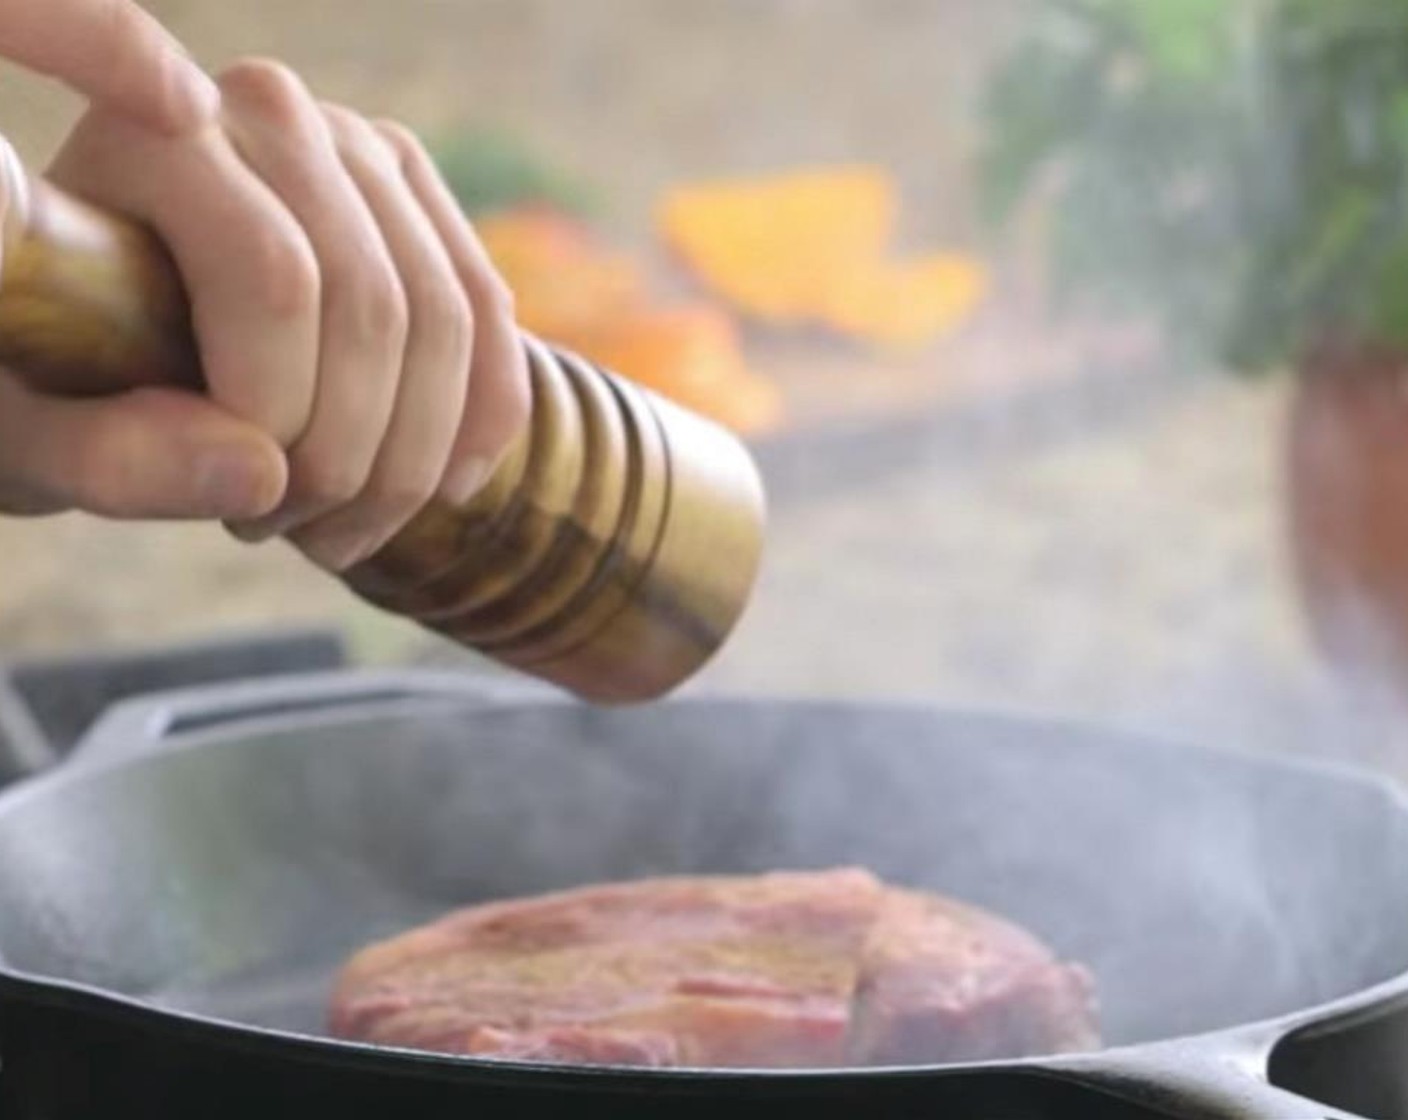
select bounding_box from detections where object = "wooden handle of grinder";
[0,144,201,396]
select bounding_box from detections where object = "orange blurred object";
[657,166,896,325]
[656,166,986,350]
[477,205,780,435]
[818,254,988,352]
[477,207,644,337]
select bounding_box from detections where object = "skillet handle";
[1051,1045,1366,1120]
[69,667,561,767]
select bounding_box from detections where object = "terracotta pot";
[1287,340,1408,687]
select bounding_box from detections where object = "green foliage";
[981,0,1408,374]
[429,126,602,219]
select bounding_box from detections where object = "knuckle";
[319,100,358,128]
[247,224,320,321]
[324,104,397,169]
[373,119,422,164]
[328,258,408,346]
[98,2,192,132]
[414,282,474,359]
[319,101,362,144]
[219,58,315,129]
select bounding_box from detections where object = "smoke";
[129,695,1408,1055]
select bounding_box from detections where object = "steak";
[328,868,1098,1069]
[852,886,1099,1065]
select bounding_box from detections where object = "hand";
[10,59,530,570]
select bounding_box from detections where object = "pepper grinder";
[0,147,766,703]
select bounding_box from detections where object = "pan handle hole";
[1270,1000,1408,1119]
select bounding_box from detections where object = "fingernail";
[442,456,492,505]
[226,518,276,544]
[196,448,276,519]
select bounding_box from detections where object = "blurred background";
[5,0,1408,770]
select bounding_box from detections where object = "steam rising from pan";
[97,702,1408,1057]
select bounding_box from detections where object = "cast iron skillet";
[0,670,1403,1119]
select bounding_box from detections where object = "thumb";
[0,378,287,520]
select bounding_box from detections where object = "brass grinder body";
[0,152,766,703]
